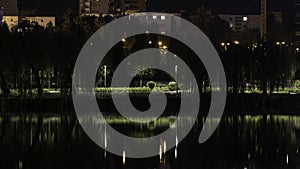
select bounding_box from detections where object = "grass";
[1,85,300,96]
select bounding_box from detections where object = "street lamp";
[158,41,163,46]
[104,65,107,88]
[175,65,178,94]
[221,42,230,51]
[276,41,286,49]
[234,40,240,45]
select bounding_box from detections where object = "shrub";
[168,81,178,91]
[146,81,156,90]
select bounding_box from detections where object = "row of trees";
[0,7,299,97]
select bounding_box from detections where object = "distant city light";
[276,41,286,45]
[227,43,230,46]
[234,40,240,45]
[221,42,225,46]
[148,41,152,44]
[161,15,166,20]
[158,41,163,46]
[163,45,168,49]
[296,48,299,51]
[243,16,248,22]
[121,38,126,42]
[152,15,157,19]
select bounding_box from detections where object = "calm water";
[0,114,300,169]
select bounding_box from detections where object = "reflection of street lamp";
[104,65,107,87]
[175,65,178,80]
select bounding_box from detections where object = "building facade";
[120,0,146,14]
[218,14,261,33]
[218,12,282,33]
[0,8,3,21]
[293,3,300,43]
[0,0,18,15]
[79,0,109,16]
[2,16,55,29]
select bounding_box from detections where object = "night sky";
[147,0,293,13]
[19,0,294,17]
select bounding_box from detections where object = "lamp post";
[175,65,178,94]
[104,65,107,87]
[276,41,286,49]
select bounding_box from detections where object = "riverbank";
[1,93,300,115]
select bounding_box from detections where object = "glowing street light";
[123,150,126,165]
[104,65,107,88]
[234,40,240,45]
[121,38,126,42]
[158,41,163,46]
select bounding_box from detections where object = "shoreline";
[1,93,300,115]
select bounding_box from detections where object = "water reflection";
[0,114,300,169]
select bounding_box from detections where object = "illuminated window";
[243,16,248,22]
[161,15,165,20]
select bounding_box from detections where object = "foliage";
[0,7,298,97]
[168,81,178,91]
[146,81,156,90]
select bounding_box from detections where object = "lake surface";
[0,113,300,169]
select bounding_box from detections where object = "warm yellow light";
[276,42,280,45]
[148,41,152,44]
[158,41,163,46]
[234,40,240,45]
[282,41,286,45]
[221,42,225,46]
[122,151,126,165]
[122,38,126,42]
[227,43,230,46]
[162,45,168,49]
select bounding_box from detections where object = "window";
[243,16,248,22]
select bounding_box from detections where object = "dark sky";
[19,0,294,17]
[147,0,293,14]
